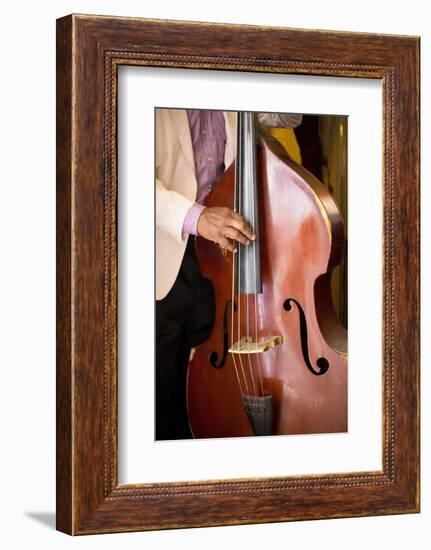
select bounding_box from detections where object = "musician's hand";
[197,207,256,253]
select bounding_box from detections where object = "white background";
[118,68,382,483]
[0,1,428,548]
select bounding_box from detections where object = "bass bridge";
[228,335,283,354]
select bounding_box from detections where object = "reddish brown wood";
[188,136,347,437]
[56,13,420,535]
[56,15,73,536]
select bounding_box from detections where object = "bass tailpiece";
[243,395,273,436]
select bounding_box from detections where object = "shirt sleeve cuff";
[182,203,206,236]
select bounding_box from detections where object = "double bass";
[187,112,347,438]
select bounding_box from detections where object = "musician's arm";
[156,178,254,250]
[156,177,196,243]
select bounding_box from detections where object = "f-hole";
[283,298,330,376]
[209,299,236,369]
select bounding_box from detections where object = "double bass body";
[186,124,347,439]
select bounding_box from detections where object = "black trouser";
[155,237,215,440]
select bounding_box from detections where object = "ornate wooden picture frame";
[56,14,420,535]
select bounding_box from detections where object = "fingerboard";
[235,111,262,295]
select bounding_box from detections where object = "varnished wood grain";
[56,16,73,535]
[56,13,420,535]
[187,136,348,438]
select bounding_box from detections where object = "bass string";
[248,112,264,404]
[252,210,265,402]
[251,114,265,403]
[242,112,259,403]
[245,293,258,398]
[235,119,251,398]
[230,248,246,397]
[250,122,265,403]
[231,118,249,398]
[243,113,259,402]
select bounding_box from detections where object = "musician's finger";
[218,236,236,253]
[223,226,250,246]
[228,213,255,240]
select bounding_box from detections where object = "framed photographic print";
[56,14,420,534]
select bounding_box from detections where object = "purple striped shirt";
[182,110,227,235]
[182,110,303,236]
